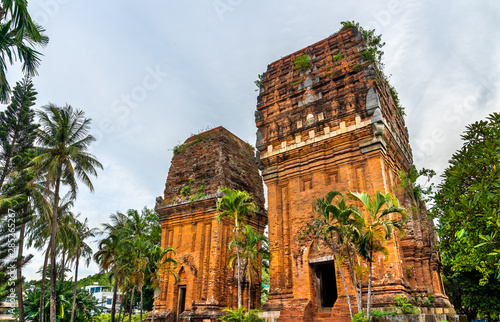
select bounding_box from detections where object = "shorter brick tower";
[153,127,267,321]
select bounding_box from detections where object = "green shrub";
[332,52,344,62]
[352,64,364,72]
[370,309,397,317]
[181,179,193,197]
[352,312,369,322]
[293,54,311,71]
[219,306,264,321]
[407,265,413,278]
[173,135,204,155]
[393,296,420,314]
[370,310,383,318]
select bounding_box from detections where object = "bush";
[352,312,369,322]
[219,307,264,322]
[293,54,311,71]
[370,309,397,318]
[393,296,420,314]
[332,52,344,62]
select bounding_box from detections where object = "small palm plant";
[148,245,179,322]
[304,190,365,318]
[228,225,269,310]
[216,187,257,308]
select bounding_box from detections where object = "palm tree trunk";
[49,177,61,322]
[234,217,242,309]
[16,219,26,322]
[111,276,118,322]
[60,251,65,282]
[39,243,50,322]
[346,244,362,313]
[128,287,135,322]
[152,297,157,322]
[70,251,80,322]
[120,295,127,322]
[357,257,363,314]
[117,296,124,322]
[236,246,242,308]
[121,304,127,322]
[248,278,251,311]
[333,250,353,318]
[140,287,143,322]
[366,251,373,319]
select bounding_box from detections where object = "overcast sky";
[2,1,499,281]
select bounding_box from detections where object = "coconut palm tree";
[347,191,406,318]
[129,238,148,322]
[31,104,102,322]
[69,216,97,322]
[94,232,123,322]
[26,194,74,322]
[216,186,257,308]
[148,245,178,322]
[228,225,268,310]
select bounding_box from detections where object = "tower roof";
[162,126,265,212]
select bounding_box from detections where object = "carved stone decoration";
[304,77,313,88]
[255,110,264,123]
[366,87,382,115]
[304,93,315,105]
[305,113,315,126]
[256,129,265,152]
[364,64,377,80]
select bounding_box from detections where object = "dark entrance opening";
[314,262,338,307]
[177,286,186,314]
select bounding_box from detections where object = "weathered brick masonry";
[154,127,267,321]
[255,27,452,321]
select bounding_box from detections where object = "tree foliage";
[228,225,268,310]
[304,191,365,318]
[0,77,38,311]
[434,112,500,282]
[0,1,49,102]
[94,207,174,321]
[347,191,406,318]
[0,77,38,186]
[22,280,102,322]
[340,21,385,68]
[442,264,500,321]
[396,165,435,213]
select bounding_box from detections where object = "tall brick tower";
[154,127,267,321]
[255,27,452,321]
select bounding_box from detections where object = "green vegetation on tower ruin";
[172,134,204,155]
[340,21,406,117]
[293,53,311,71]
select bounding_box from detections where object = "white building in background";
[84,282,121,313]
